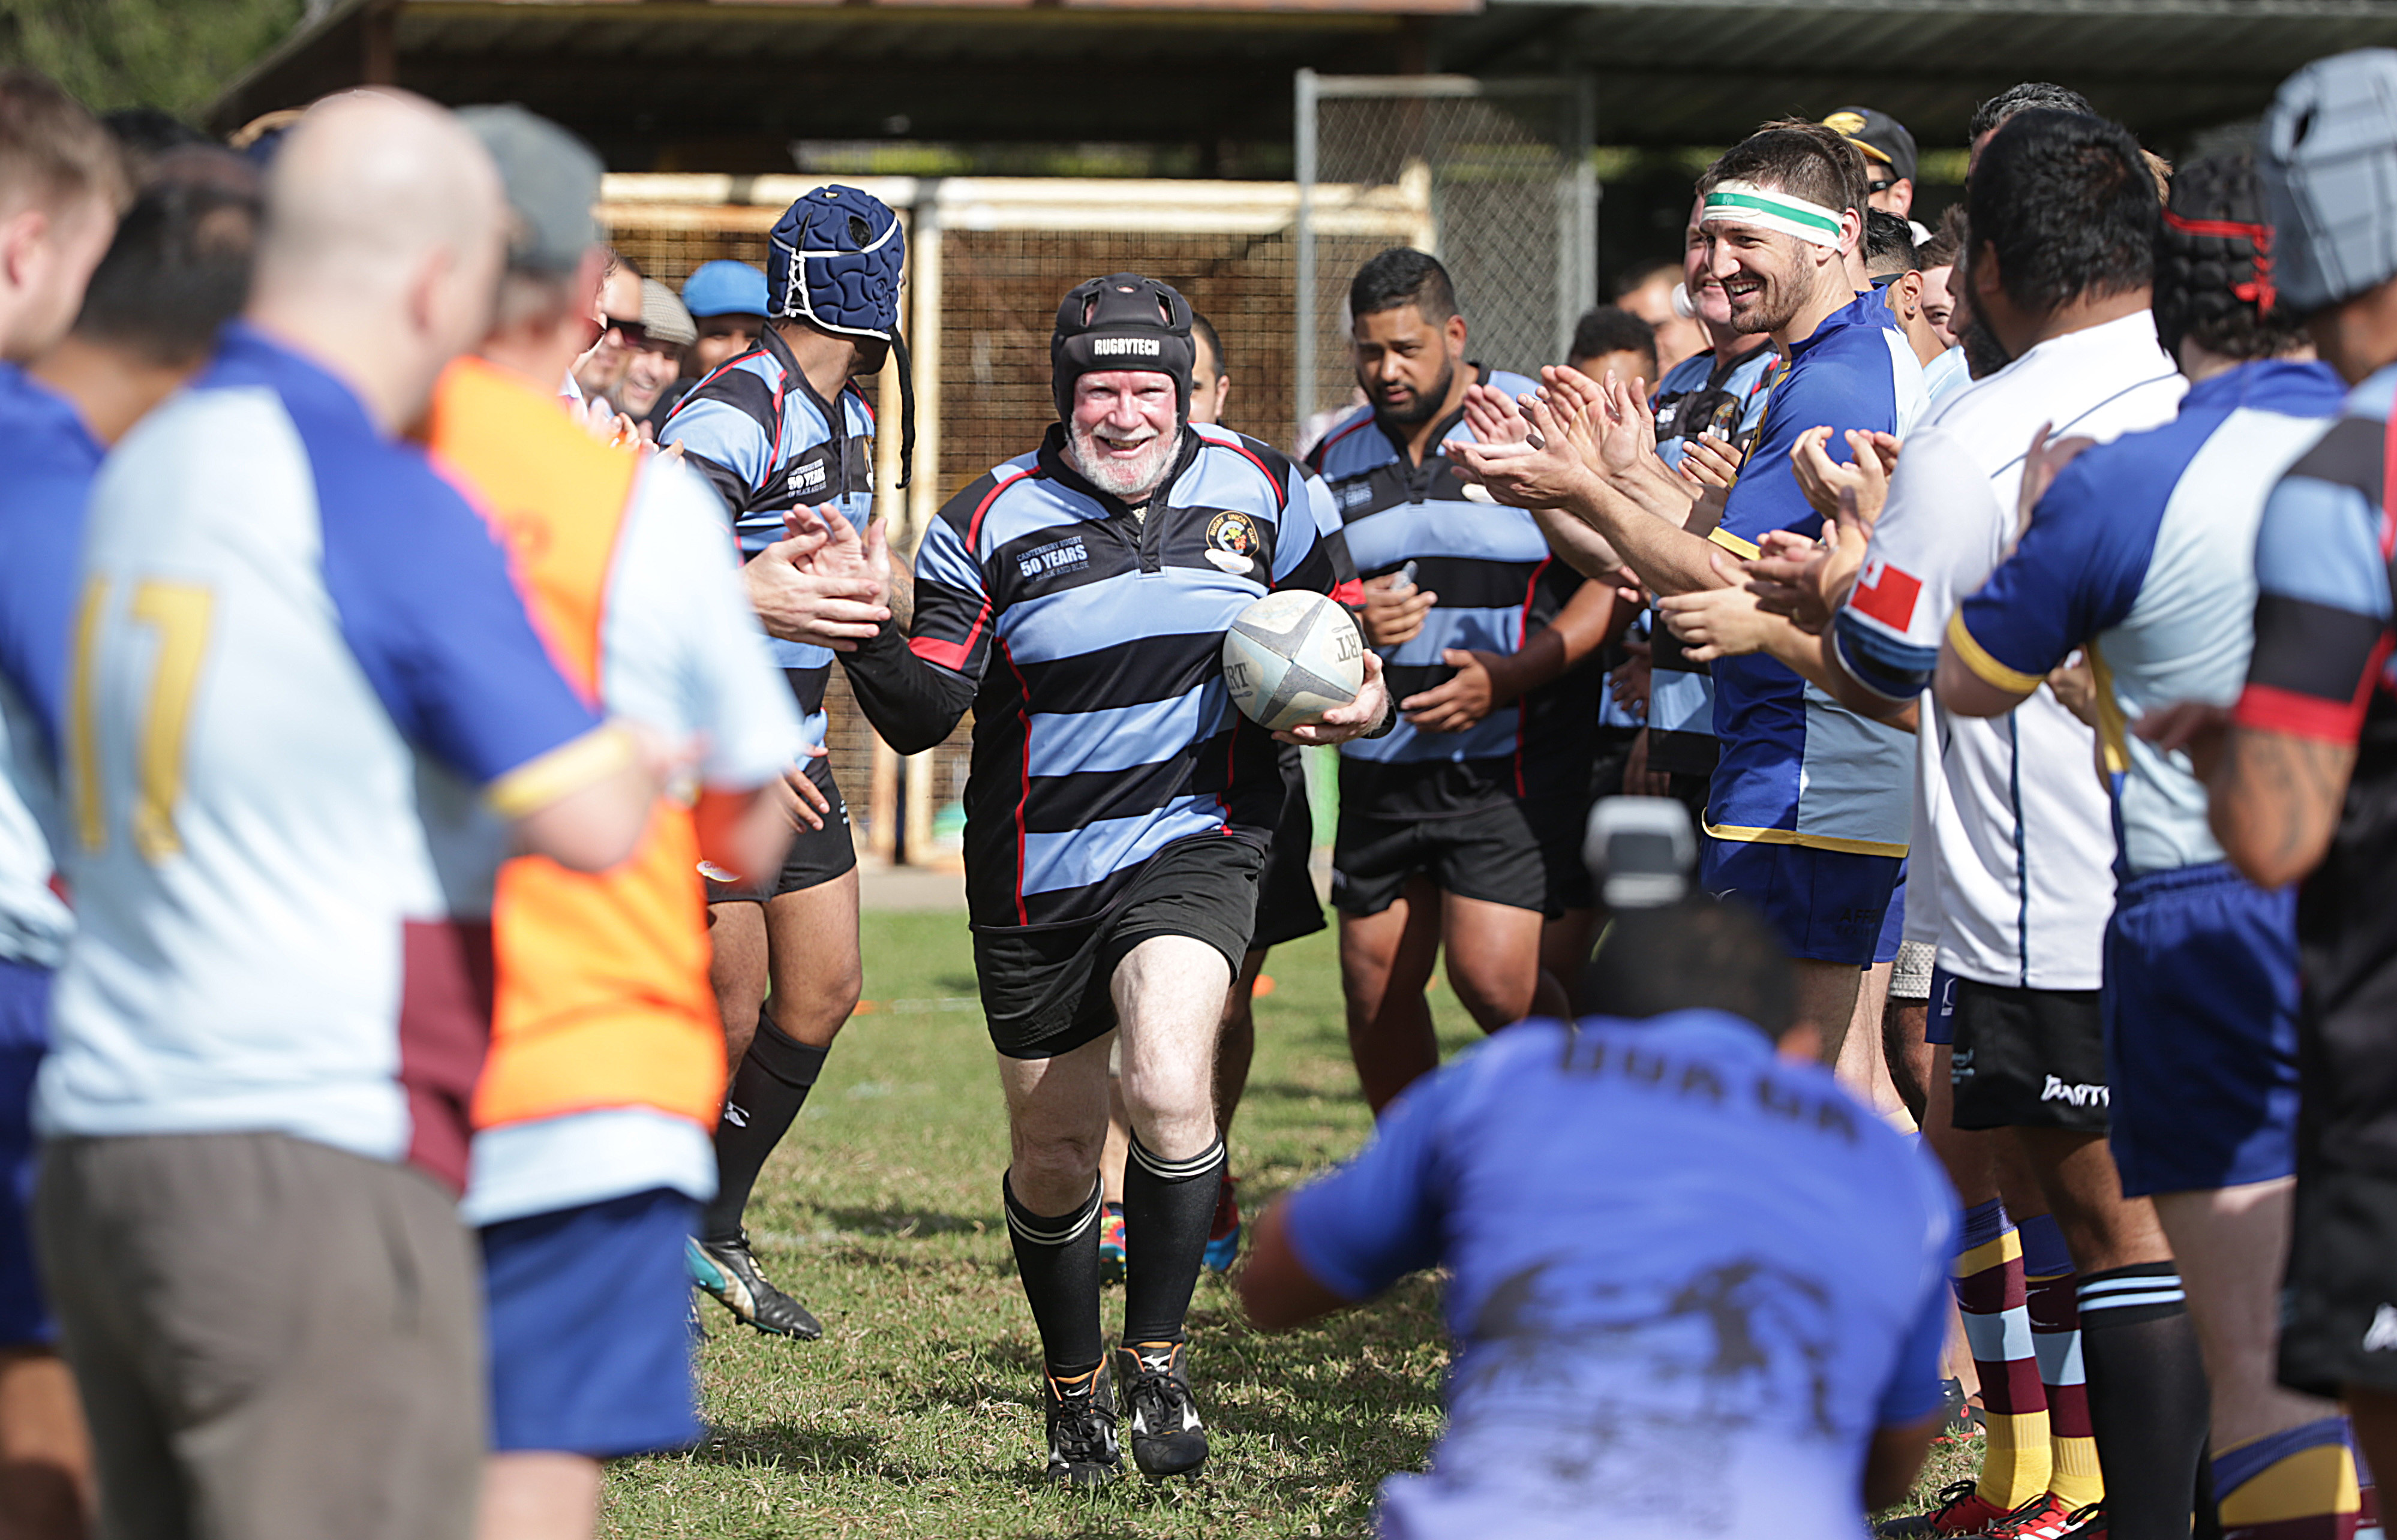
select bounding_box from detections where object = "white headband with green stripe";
[1701,180,1847,249]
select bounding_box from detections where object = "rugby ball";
[1222,591,1365,732]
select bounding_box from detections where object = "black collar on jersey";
[1035,420,1201,518]
[1704,333,1775,387]
[1372,360,1490,466]
[757,318,914,491]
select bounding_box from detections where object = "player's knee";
[1009,1124,1104,1195]
[1447,955,1534,1024]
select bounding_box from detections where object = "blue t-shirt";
[0,365,97,1001]
[1285,1009,1957,1540]
[1956,359,2344,876]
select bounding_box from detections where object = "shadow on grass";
[1236,1078,1371,1104]
[687,1422,893,1475]
[813,1204,998,1238]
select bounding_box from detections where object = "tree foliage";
[0,0,304,121]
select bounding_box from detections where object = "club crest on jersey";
[1204,510,1258,574]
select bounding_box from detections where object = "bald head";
[247,91,507,432]
[258,91,503,299]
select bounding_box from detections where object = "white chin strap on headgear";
[1701,180,1849,251]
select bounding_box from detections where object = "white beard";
[1066,419,1180,502]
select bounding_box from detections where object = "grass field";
[600,907,1977,1538]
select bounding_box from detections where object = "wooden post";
[905,185,943,557]
[361,0,398,85]
[867,734,899,863]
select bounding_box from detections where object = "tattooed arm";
[2208,726,2356,891]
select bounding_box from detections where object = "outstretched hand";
[1450,392,1598,512]
[1277,650,1393,746]
[743,506,891,651]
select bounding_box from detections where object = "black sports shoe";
[686,1234,823,1339]
[1114,1340,1207,1477]
[1041,1364,1121,1487]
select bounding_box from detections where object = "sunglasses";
[1867,179,1896,197]
[602,317,649,347]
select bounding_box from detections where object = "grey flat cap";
[639,278,696,347]
[457,103,602,273]
[2263,49,2397,314]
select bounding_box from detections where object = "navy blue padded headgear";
[1051,273,1196,428]
[768,184,905,339]
[764,183,916,488]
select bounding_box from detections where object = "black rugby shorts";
[703,752,855,903]
[975,835,1264,1060]
[2280,1161,2397,1398]
[1948,979,2110,1133]
[1331,800,1548,919]
[1251,769,1326,952]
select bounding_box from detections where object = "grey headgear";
[2263,49,2397,314]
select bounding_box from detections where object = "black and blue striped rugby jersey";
[659,324,876,756]
[842,421,1361,932]
[1306,368,1596,819]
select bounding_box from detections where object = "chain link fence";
[1294,73,1596,446]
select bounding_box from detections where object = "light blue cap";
[2264,49,2397,312]
[680,259,768,319]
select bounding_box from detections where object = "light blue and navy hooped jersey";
[1704,291,1923,856]
[1957,360,2344,877]
[1308,369,1594,816]
[658,323,876,745]
[888,422,1360,932]
[29,326,605,1192]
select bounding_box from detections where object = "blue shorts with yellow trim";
[1701,836,1902,967]
[1875,862,1908,967]
[0,959,52,1348]
[482,1187,703,1457]
[2103,862,2300,1197]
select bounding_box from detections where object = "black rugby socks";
[702,1010,827,1244]
[2077,1263,2210,1540]
[1121,1132,1227,1345]
[1005,1173,1107,1380]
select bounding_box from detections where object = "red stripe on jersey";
[1850,560,1923,633]
[909,615,986,674]
[1327,577,1365,607]
[966,467,1035,550]
[1308,413,1374,471]
[1199,428,1288,512]
[2233,680,2372,744]
[1000,639,1032,927]
[1511,557,1550,799]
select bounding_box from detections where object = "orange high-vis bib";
[428,357,726,1134]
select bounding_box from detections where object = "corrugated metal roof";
[1451,0,2397,140]
[209,0,2397,152]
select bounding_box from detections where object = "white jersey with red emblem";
[1827,312,2183,988]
